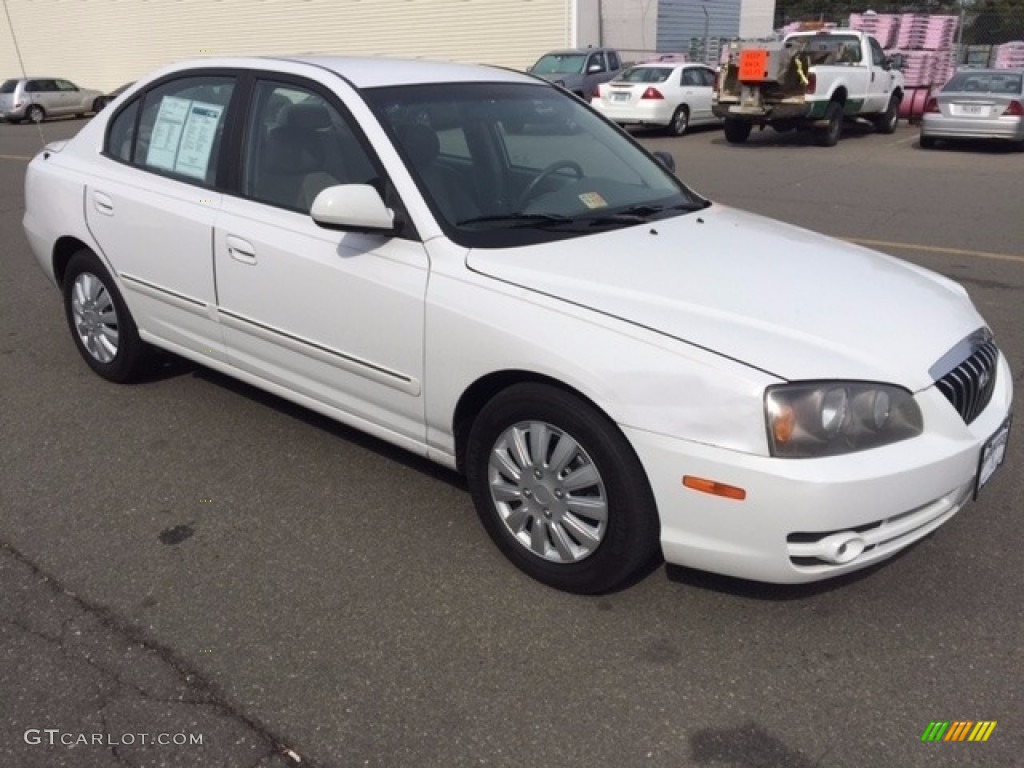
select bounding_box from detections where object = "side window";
[700,68,717,86]
[107,100,140,162]
[133,76,235,184]
[588,53,606,73]
[242,80,380,213]
[869,38,885,67]
[682,69,701,86]
[56,80,78,92]
[608,52,621,71]
[25,80,43,93]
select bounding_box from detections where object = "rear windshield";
[0,79,18,94]
[619,67,672,83]
[943,72,1023,95]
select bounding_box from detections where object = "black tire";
[873,94,900,134]
[92,97,106,112]
[466,383,660,594]
[817,101,843,147]
[26,104,45,124]
[667,105,690,136]
[919,135,936,149]
[723,118,752,144]
[62,250,150,382]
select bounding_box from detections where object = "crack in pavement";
[1,539,318,767]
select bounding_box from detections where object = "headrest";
[281,102,332,130]
[395,123,440,166]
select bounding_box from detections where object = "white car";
[24,56,1012,594]
[591,62,721,135]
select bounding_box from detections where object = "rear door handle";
[93,191,114,216]
[225,235,257,265]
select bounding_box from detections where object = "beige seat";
[258,103,340,212]
[395,123,479,223]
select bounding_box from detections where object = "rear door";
[84,73,237,361]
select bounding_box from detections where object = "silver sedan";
[920,68,1024,149]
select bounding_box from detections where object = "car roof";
[158,55,537,89]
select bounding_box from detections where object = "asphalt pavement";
[2,116,1022,768]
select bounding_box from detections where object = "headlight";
[765,382,922,458]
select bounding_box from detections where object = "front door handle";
[225,235,257,265]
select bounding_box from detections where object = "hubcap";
[71,272,119,363]
[488,421,608,563]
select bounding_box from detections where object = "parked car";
[591,61,721,135]
[920,68,1024,149]
[94,81,136,112]
[23,56,1012,594]
[528,47,622,98]
[0,77,105,123]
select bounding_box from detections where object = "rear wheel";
[817,101,843,147]
[873,94,900,133]
[723,119,752,144]
[62,250,150,382]
[466,383,660,594]
[667,105,690,136]
[26,104,45,124]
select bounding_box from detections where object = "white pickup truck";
[713,29,904,146]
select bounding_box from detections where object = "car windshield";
[619,67,672,83]
[363,81,705,248]
[943,72,1023,95]
[531,54,587,76]
[0,79,17,94]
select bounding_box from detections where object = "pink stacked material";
[896,14,958,51]
[848,13,900,48]
[891,50,937,88]
[993,41,1024,68]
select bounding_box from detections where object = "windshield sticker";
[146,97,224,180]
[579,192,608,209]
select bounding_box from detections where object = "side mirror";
[885,54,904,71]
[652,151,675,173]
[310,184,395,233]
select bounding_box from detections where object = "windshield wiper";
[582,202,709,227]
[456,212,575,228]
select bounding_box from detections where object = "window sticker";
[146,96,224,180]
[578,192,608,209]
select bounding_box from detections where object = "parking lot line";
[0,153,31,161]
[844,237,1024,264]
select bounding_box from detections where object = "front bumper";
[624,352,1013,583]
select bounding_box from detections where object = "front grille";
[935,340,999,424]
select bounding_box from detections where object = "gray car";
[920,68,1024,149]
[528,48,622,99]
[0,77,105,123]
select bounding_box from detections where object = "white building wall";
[0,0,574,92]
[739,0,777,38]
[597,0,659,59]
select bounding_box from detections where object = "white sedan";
[24,56,1012,593]
[591,62,721,135]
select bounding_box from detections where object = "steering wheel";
[517,160,584,209]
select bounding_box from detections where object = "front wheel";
[667,105,690,136]
[873,94,900,133]
[466,383,660,594]
[62,250,150,382]
[723,119,752,144]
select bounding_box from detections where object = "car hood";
[465,205,984,389]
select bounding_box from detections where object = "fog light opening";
[819,532,866,564]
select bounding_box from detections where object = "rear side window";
[56,80,78,92]
[105,75,235,185]
[0,79,17,94]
